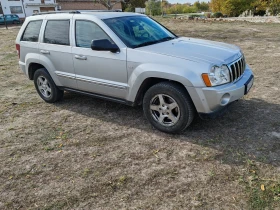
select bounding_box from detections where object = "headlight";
[202,65,230,87]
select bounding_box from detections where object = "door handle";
[75,55,87,60]
[40,50,50,55]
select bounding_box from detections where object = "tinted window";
[75,20,112,48]
[44,20,70,46]
[21,20,42,42]
[104,16,176,48]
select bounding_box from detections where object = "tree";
[221,0,248,17]
[269,0,280,15]
[210,0,223,12]
[194,1,209,11]
[194,1,201,11]
[94,0,126,10]
[200,2,210,11]
[210,0,267,17]
[145,0,161,16]
[122,0,146,12]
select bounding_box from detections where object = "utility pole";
[21,0,27,20]
[161,0,163,16]
[4,15,8,29]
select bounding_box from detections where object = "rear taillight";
[16,44,20,59]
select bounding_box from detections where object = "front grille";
[229,56,246,82]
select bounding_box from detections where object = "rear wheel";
[34,68,64,103]
[143,82,195,134]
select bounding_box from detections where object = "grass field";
[0,19,279,209]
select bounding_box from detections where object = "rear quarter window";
[21,20,43,42]
[44,20,70,46]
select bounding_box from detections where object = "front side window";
[21,20,43,42]
[44,20,70,46]
[103,16,176,48]
[75,20,112,48]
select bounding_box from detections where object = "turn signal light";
[202,74,212,87]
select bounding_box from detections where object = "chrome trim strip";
[55,71,128,90]
[76,75,128,90]
[55,71,76,80]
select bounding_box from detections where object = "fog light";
[220,93,230,106]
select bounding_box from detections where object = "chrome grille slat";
[228,56,246,82]
[241,60,243,73]
[228,66,233,81]
[234,63,238,80]
[238,60,241,77]
[243,58,246,73]
[240,58,244,74]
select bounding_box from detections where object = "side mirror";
[91,39,119,53]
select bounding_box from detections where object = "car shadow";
[54,92,280,167]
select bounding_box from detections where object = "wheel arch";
[28,62,45,80]
[26,57,62,87]
[132,77,195,109]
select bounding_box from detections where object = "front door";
[72,20,127,99]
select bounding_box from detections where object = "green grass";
[243,159,280,209]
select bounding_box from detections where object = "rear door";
[39,15,76,89]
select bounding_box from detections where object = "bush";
[211,12,223,18]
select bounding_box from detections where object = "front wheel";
[143,82,195,134]
[34,68,64,103]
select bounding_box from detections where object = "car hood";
[136,37,242,65]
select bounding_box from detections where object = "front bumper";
[187,65,254,117]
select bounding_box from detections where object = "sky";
[167,0,197,4]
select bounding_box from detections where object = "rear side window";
[44,20,70,46]
[21,20,42,42]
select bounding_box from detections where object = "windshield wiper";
[134,36,176,48]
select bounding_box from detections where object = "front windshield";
[103,16,177,48]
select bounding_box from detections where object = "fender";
[25,53,40,77]
[126,63,199,102]
[26,54,63,86]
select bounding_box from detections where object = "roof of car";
[31,11,144,20]
[81,12,144,19]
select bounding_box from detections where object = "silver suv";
[16,12,254,133]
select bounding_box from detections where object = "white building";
[0,0,58,18]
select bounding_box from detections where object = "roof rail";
[32,11,81,16]
[83,10,122,12]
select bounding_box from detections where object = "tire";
[143,82,195,134]
[34,68,64,103]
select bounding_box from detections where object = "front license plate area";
[244,75,254,95]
